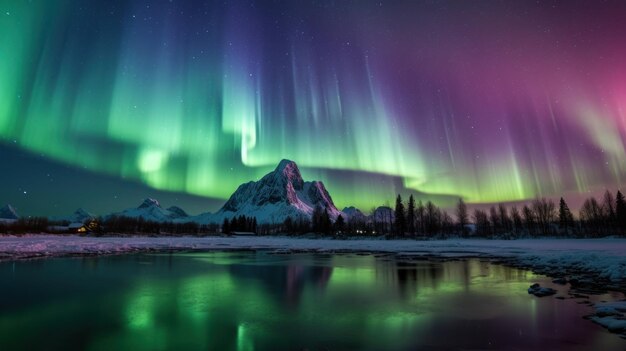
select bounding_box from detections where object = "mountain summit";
[0,204,19,220]
[138,198,161,209]
[215,159,341,224]
[107,198,189,222]
[50,208,95,223]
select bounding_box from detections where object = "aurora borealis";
[1,0,626,215]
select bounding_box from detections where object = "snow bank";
[590,300,626,336]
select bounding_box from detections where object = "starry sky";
[1,0,625,216]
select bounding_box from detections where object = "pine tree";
[603,190,616,230]
[616,190,626,232]
[222,218,230,234]
[558,197,574,235]
[283,216,293,234]
[322,208,331,234]
[407,195,416,236]
[335,214,345,234]
[456,198,468,236]
[416,200,425,235]
[394,194,406,236]
[312,204,323,233]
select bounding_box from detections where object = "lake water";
[0,252,624,350]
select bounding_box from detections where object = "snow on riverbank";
[1,236,625,283]
[590,300,626,338]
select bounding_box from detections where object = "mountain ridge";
[46,160,382,226]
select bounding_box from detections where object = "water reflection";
[0,252,624,350]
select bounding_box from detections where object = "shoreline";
[1,235,625,287]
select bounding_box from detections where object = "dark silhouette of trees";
[473,209,490,236]
[498,204,511,233]
[8,189,626,239]
[533,198,556,235]
[283,216,294,234]
[510,206,523,234]
[407,195,416,236]
[1,217,50,235]
[440,211,454,237]
[416,200,425,235]
[603,190,616,231]
[394,194,406,236]
[96,216,207,235]
[334,214,345,234]
[222,218,230,234]
[558,197,574,235]
[617,190,626,232]
[580,197,603,236]
[522,205,536,236]
[456,198,468,237]
[424,201,439,235]
[489,206,499,236]
[312,205,331,234]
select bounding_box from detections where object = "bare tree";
[473,209,490,237]
[603,190,616,230]
[498,203,510,232]
[580,197,603,236]
[510,206,522,233]
[489,206,499,236]
[456,198,468,237]
[532,198,556,235]
[522,205,536,236]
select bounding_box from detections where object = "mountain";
[166,206,189,219]
[213,159,341,224]
[0,204,19,220]
[341,206,367,223]
[108,198,189,222]
[371,206,394,223]
[50,208,95,223]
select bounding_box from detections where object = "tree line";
[2,190,624,238]
[389,190,626,238]
[0,216,220,236]
[222,215,258,234]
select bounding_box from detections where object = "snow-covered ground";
[0,236,625,282]
[590,300,626,337]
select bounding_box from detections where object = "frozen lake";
[0,252,624,350]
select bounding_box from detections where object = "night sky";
[1,0,625,216]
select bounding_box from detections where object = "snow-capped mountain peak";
[166,206,189,219]
[0,204,19,220]
[215,159,341,224]
[74,208,94,218]
[138,198,161,209]
[342,206,367,222]
[105,198,188,222]
[49,208,95,223]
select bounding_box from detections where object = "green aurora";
[2,0,626,213]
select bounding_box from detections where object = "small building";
[68,222,88,233]
[47,222,89,234]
